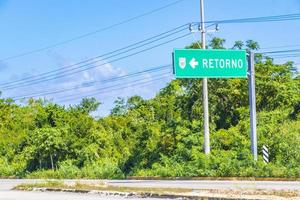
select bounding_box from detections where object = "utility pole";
[200,0,210,154]
[248,52,257,161]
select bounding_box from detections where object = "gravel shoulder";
[13,180,300,200]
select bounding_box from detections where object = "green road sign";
[173,49,247,78]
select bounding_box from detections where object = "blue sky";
[0,0,299,116]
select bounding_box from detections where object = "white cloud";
[51,56,128,101]
[4,52,171,116]
[4,52,127,102]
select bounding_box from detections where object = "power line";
[260,48,300,59]
[11,64,170,99]
[0,0,186,62]
[261,44,300,50]
[59,76,169,103]
[189,13,300,29]
[1,30,190,90]
[4,12,300,87]
[3,32,189,90]
[55,72,171,101]
[12,64,171,100]
[0,24,188,88]
[205,13,300,24]
[2,11,299,64]
[261,48,300,54]
[7,12,300,100]
[1,29,184,89]
[57,75,171,103]
[268,54,300,59]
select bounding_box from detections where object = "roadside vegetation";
[14,181,193,194]
[0,38,299,179]
[14,181,300,199]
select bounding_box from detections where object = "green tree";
[209,37,226,49]
[26,128,68,170]
[232,40,244,49]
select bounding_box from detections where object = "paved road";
[0,190,166,200]
[1,179,299,200]
[0,179,174,200]
[107,179,300,190]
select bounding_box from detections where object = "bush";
[0,157,13,177]
[81,159,124,179]
[57,160,81,178]
[27,169,60,179]
[27,159,124,179]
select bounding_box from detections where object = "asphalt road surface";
[107,179,300,190]
[0,190,168,200]
[1,179,300,200]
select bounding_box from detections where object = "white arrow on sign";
[189,58,198,69]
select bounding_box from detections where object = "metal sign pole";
[248,52,258,161]
[200,0,210,155]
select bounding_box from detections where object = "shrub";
[81,159,124,179]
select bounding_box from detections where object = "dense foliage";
[0,38,299,179]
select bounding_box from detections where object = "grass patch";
[14,180,64,191]
[14,181,300,198]
[14,181,192,194]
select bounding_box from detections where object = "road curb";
[31,187,254,200]
[127,176,300,181]
[2,177,300,181]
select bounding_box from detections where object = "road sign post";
[173,49,248,78]
[172,49,258,161]
[172,0,257,161]
[200,0,210,155]
[248,51,258,161]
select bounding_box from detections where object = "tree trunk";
[50,154,54,170]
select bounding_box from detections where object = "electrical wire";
[57,75,171,103]
[261,44,300,50]
[205,13,300,24]
[189,13,300,30]
[0,24,188,88]
[3,12,300,88]
[56,71,171,101]
[7,12,300,103]
[259,48,300,59]
[2,11,299,63]
[268,54,300,59]
[12,64,171,100]
[3,11,299,63]
[261,49,300,54]
[0,0,186,62]
[3,32,189,90]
